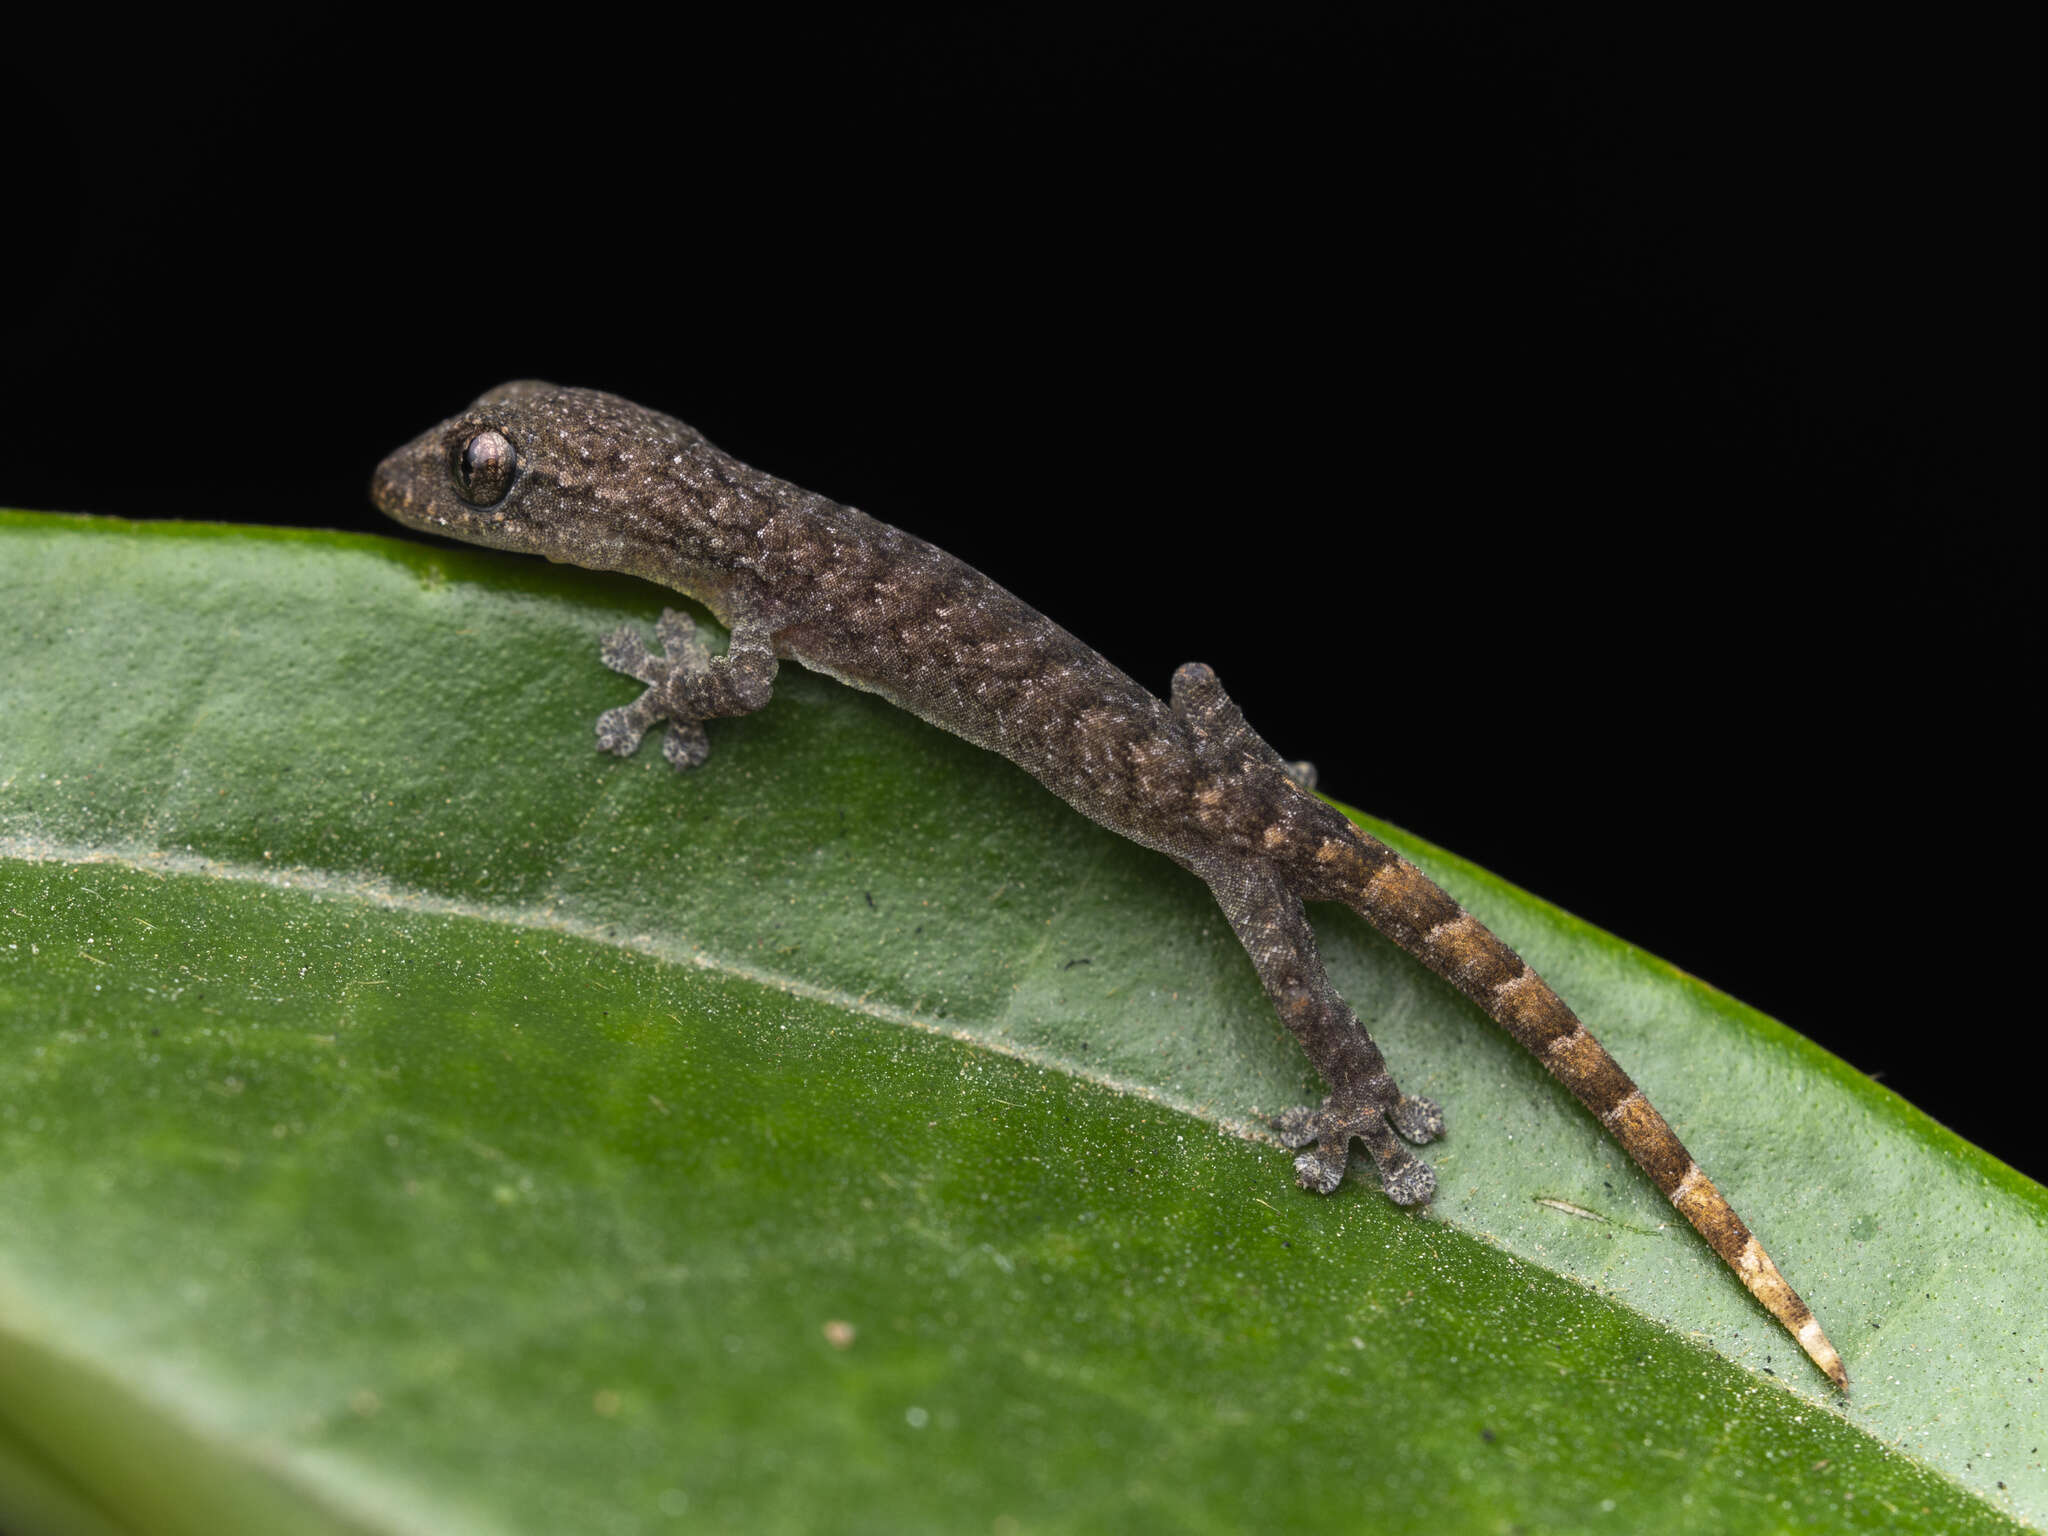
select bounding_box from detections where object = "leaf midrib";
[0,833,1268,1138]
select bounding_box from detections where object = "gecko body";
[373,382,1845,1391]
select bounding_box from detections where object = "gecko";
[372,381,1847,1392]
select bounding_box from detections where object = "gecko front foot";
[1276,1088,1444,1205]
[596,608,716,769]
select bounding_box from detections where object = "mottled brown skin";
[373,382,1847,1391]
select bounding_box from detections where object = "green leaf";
[2,509,2041,1535]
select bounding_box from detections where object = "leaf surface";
[2,511,2041,1534]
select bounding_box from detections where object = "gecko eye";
[455,429,516,507]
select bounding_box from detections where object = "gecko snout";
[368,452,409,514]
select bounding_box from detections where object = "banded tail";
[1328,832,1847,1392]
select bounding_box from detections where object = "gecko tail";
[1323,835,1848,1392]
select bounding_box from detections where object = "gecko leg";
[1210,867,1443,1204]
[595,607,778,771]
[1170,661,1319,793]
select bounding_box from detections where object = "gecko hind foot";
[1275,1091,1442,1205]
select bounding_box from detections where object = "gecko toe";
[1292,1139,1349,1194]
[662,719,711,770]
[655,607,701,656]
[596,701,652,757]
[1274,1105,1321,1150]
[600,626,667,685]
[1390,1094,1445,1145]
[1348,1104,1437,1206]
[1377,1152,1436,1206]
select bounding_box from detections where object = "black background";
[8,19,2031,1177]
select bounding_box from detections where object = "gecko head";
[370,380,700,574]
